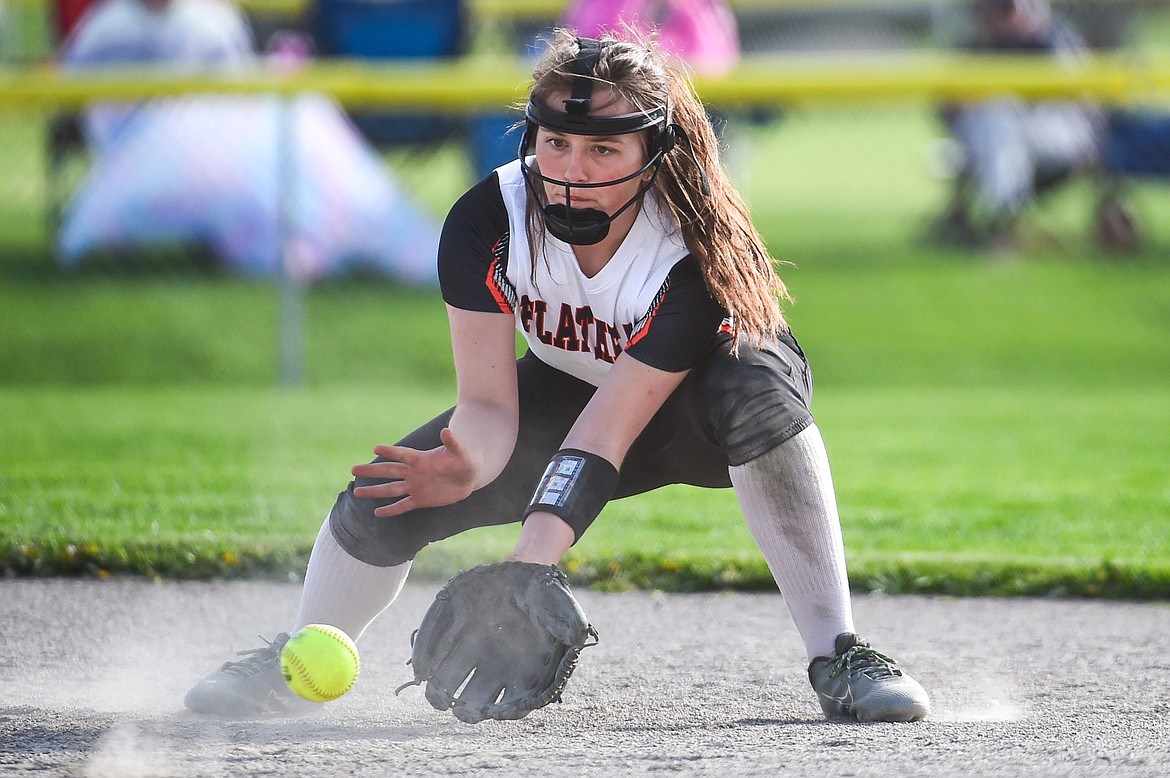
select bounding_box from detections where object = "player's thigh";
[616,331,815,498]
[696,331,815,467]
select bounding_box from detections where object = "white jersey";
[439,160,726,387]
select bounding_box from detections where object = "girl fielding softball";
[186,28,930,723]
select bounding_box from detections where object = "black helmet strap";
[564,37,603,123]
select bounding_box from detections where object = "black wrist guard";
[523,448,619,542]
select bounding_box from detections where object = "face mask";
[518,37,708,246]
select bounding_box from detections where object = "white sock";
[293,514,411,641]
[729,424,855,661]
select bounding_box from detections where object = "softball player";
[186,28,930,723]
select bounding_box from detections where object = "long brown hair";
[523,27,791,347]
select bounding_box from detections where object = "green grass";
[3,382,1167,595]
[0,280,457,387]
[2,105,1169,597]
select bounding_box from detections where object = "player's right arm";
[438,304,520,490]
[351,172,518,517]
[351,306,518,517]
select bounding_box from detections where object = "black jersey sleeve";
[438,173,516,314]
[623,255,727,373]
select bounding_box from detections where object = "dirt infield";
[2,578,1168,776]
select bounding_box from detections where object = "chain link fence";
[1,0,1169,279]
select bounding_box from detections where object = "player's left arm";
[510,353,689,564]
[510,254,725,565]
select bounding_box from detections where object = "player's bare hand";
[351,428,477,517]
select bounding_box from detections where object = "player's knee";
[328,485,422,568]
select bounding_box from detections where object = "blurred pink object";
[264,30,313,73]
[564,0,740,77]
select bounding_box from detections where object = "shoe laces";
[217,634,288,678]
[829,643,903,682]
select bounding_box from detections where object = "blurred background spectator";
[933,0,1106,251]
[308,0,518,182]
[1093,106,1170,251]
[59,0,255,152]
[54,0,441,283]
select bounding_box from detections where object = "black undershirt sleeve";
[623,255,727,373]
[438,173,515,313]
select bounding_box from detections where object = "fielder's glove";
[397,561,598,723]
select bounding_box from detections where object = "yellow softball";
[280,624,360,703]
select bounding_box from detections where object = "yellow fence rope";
[2,53,1169,113]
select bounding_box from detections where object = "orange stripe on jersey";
[485,236,512,313]
[627,281,670,348]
